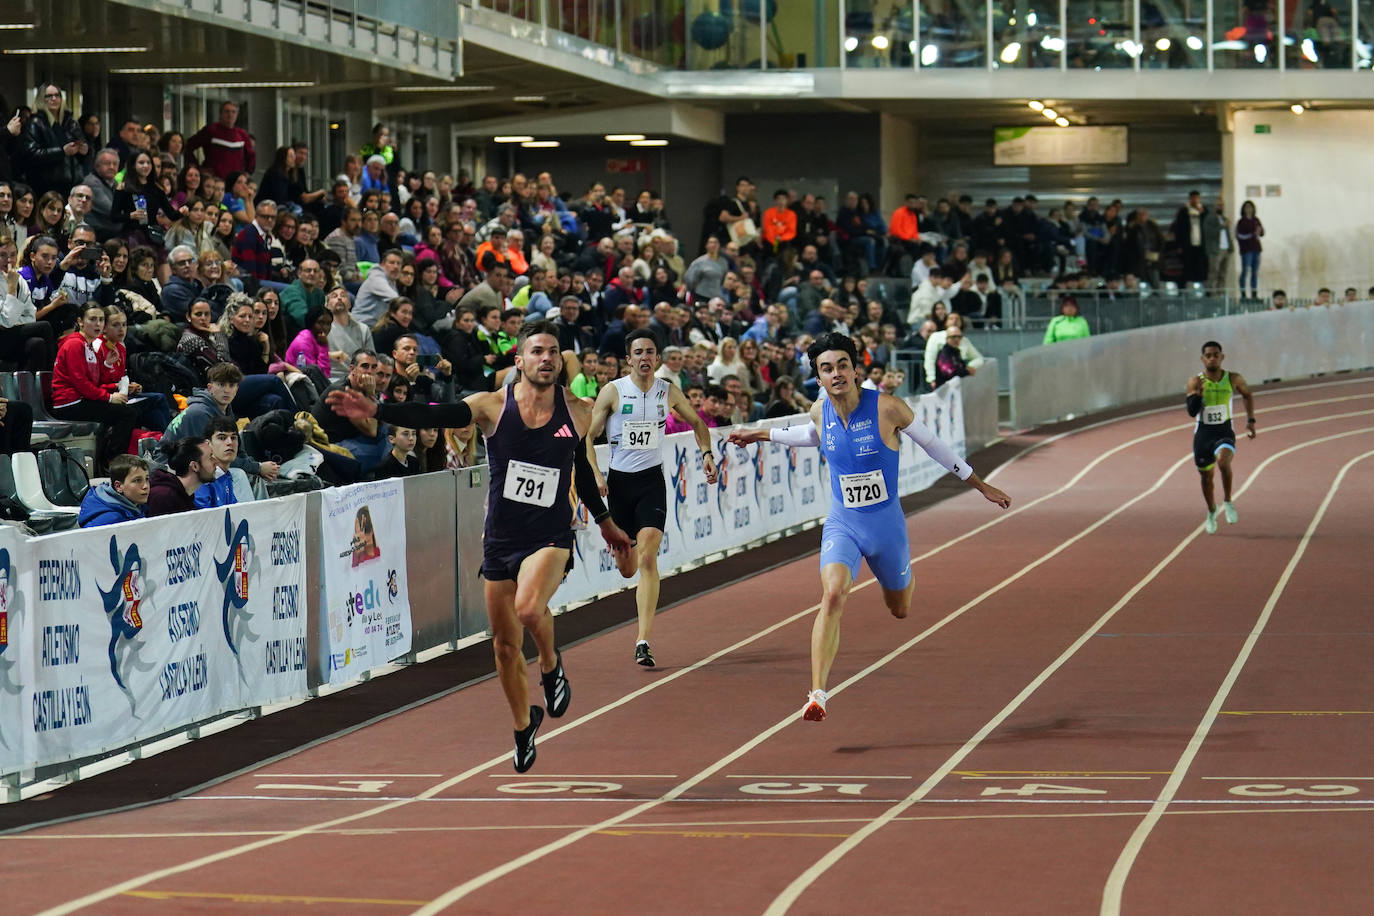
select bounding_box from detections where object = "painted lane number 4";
[980,783,1108,797]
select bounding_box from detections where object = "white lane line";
[1100,447,1374,915]
[488,774,678,779]
[985,379,1374,482]
[724,775,912,780]
[1200,776,1374,781]
[41,402,1364,915]
[765,426,1374,916]
[253,773,441,778]
[418,413,1374,912]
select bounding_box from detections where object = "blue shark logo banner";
[5,495,308,778]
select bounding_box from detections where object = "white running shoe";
[1205,510,1219,535]
[802,689,828,722]
[1223,501,1238,524]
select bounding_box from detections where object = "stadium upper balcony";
[464,0,1374,101]
[34,0,463,80]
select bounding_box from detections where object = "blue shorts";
[819,504,912,591]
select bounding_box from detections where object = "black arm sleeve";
[573,438,611,522]
[376,399,474,429]
[1186,393,1202,417]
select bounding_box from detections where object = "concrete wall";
[1226,109,1374,297]
[1009,301,1374,428]
[879,112,920,215]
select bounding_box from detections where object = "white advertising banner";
[0,526,34,773]
[0,497,308,775]
[552,382,967,609]
[320,480,413,686]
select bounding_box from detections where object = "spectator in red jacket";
[185,100,255,180]
[49,302,139,473]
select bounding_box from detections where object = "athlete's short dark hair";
[807,332,859,369]
[625,328,659,352]
[518,319,561,351]
[1201,340,1222,353]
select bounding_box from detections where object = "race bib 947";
[621,421,659,450]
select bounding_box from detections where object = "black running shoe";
[513,705,544,773]
[635,642,655,668]
[541,652,571,718]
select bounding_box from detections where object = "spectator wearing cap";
[23,84,87,198]
[185,100,255,179]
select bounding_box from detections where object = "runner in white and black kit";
[327,320,632,772]
[588,328,718,667]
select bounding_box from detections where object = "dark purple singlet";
[483,385,579,552]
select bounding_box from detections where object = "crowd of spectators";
[1,81,1365,528]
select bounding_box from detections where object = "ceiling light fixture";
[1028,100,1045,111]
[1041,107,1057,119]
[513,95,545,102]
[195,81,317,89]
[111,66,244,74]
[1055,116,1069,127]
[871,35,890,50]
[494,135,535,143]
[521,140,560,148]
[4,46,149,54]
[0,23,36,30]
[630,139,669,147]
[1290,103,1305,114]
[1186,35,1204,51]
[604,134,645,142]
[393,85,496,92]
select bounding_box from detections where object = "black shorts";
[608,465,667,538]
[1193,423,1236,470]
[481,530,576,582]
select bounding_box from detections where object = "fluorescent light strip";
[195,81,317,89]
[630,139,669,147]
[521,140,560,148]
[4,46,149,54]
[513,95,545,102]
[494,135,534,143]
[0,23,36,30]
[111,66,244,74]
[393,85,496,92]
[605,134,645,142]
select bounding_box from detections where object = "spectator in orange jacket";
[887,194,925,276]
[761,188,797,256]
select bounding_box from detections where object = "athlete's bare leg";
[485,546,569,728]
[881,577,916,620]
[1198,466,1217,512]
[1217,448,1235,501]
[813,563,853,691]
[633,528,663,642]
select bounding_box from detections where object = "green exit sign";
[1254,124,1272,134]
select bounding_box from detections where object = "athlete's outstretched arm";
[727,421,819,448]
[888,396,1011,508]
[1232,372,1257,438]
[668,383,719,484]
[1185,374,1204,417]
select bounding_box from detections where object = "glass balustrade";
[469,0,1369,71]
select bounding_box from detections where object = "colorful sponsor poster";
[2,496,308,775]
[552,385,967,609]
[320,480,412,686]
[0,526,33,773]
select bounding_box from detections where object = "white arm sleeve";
[769,423,821,448]
[901,416,973,480]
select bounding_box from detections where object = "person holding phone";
[391,332,450,403]
[112,150,178,252]
[18,234,79,334]
[0,229,56,370]
[21,84,86,198]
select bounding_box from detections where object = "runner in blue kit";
[729,332,1010,721]
[328,320,631,771]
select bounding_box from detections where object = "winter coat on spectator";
[280,279,324,325]
[185,121,256,179]
[22,109,84,198]
[177,325,232,382]
[231,222,274,283]
[923,329,984,388]
[285,327,331,375]
[160,275,203,322]
[1042,313,1091,345]
[51,330,112,407]
[326,318,374,381]
[194,467,254,508]
[164,389,263,477]
[443,324,489,394]
[146,468,196,517]
[932,343,970,388]
[81,171,120,241]
[78,481,145,528]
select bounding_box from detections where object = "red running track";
[5,375,1374,915]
